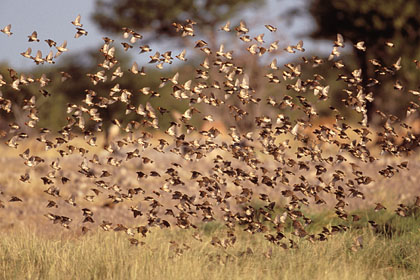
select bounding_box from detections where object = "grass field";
[1,209,420,280]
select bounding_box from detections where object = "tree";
[91,0,275,133]
[308,0,420,124]
[0,48,186,133]
[92,0,264,41]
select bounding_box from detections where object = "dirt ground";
[0,135,418,238]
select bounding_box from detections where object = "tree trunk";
[356,50,376,125]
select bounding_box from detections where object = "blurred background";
[0,0,419,135]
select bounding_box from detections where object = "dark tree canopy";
[92,0,263,39]
[310,0,420,44]
[309,0,420,123]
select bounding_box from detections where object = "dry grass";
[2,210,420,280]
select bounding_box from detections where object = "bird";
[45,39,57,47]
[71,14,83,27]
[28,31,40,42]
[56,40,68,52]
[354,41,366,51]
[1,24,12,36]
[75,28,88,38]
[265,24,277,32]
[220,20,230,32]
[20,48,32,58]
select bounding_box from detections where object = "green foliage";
[310,0,420,42]
[0,48,191,133]
[92,0,264,39]
[309,0,420,122]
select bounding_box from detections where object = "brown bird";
[220,20,230,32]
[28,31,40,42]
[1,24,12,36]
[264,24,277,32]
[71,14,83,27]
[75,28,88,38]
[374,203,386,212]
[9,196,22,202]
[20,47,32,58]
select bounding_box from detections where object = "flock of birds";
[0,14,419,250]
